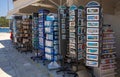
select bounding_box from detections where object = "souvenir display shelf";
[45,13,60,69]
[15,20,22,49]
[94,25,117,77]
[32,13,39,50]
[38,9,49,63]
[58,6,69,66]
[17,19,32,53]
[68,5,85,71]
[85,1,101,68]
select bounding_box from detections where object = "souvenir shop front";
[8,0,120,77]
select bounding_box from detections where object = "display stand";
[57,6,70,76]
[12,16,22,49]
[31,13,41,62]
[85,1,101,68]
[68,5,85,71]
[94,24,117,77]
[38,9,49,64]
[19,19,32,53]
[44,13,60,70]
[85,1,117,77]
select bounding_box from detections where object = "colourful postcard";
[87,42,99,47]
[87,8,99,14]
[87,48,99,54]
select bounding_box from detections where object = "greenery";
[0,17,9,27]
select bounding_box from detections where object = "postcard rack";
[31,13,41,61]
[85,1,102,68]
[16,20,22,50]
[32,13,39,50]
[44,13,60,69]
[19,19,32,53]
[58,5,69,67]
[68,5,85,71]
[38,9,49,63]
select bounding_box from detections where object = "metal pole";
[49,0,59,7]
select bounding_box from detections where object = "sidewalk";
[0,33,93,77]
[0,33,49,77]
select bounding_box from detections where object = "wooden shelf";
[103,37,115,39]
[101,67,117,72]
[103,47,116,50]
[103,32,115,33]
[102,72,117,77]
[101,57,116,60]
[103,42,115,44]
[102,52,116,55]
[101,62,116,66]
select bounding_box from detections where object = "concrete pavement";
[0,33,49,77]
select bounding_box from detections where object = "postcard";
[87,28,99,34]
[86,54,98,61]
[87,21,99,27]
[86,60,98,67]
[87,42,99,47]
[87,8,99,14]
[87,35,99,41]
[87,15,99,20]
[87,48,99,54]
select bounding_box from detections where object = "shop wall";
[104,14,120,58]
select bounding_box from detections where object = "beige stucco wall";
[104,14,120,58]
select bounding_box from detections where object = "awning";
[7,0,120,17]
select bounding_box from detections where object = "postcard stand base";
[48,61,60,70]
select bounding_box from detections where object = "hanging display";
[38,9,49,62]
[44,13,60,69]
[86,1,101,67]
[68,5,85,72]
[32,13,39,49]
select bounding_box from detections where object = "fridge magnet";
[69,16,75,21]
[69,29,75,32]
[61,19,65,23]
[69,38,75,43]
[69,33,75,38]
[69,10,75,15]
[87,15,99,20]
[86,60,98,67]
[62,24,65,28]
[87,8,99,14]
[46,34,53,40]
[87,28,99,34]
[62,35,66,39]
[78,44,82,49]
[87,48,99,54]
[45,40,53,47]
[87,21,99,27]
[78,27,81,34]
[70,22,75,27]
[86,54,98,61]
[87,42,99,47]
[87,35,99,41]
[62,29,66,33]
[45,21,52,27]
[69,44,76,49]
[60,9,64,14]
